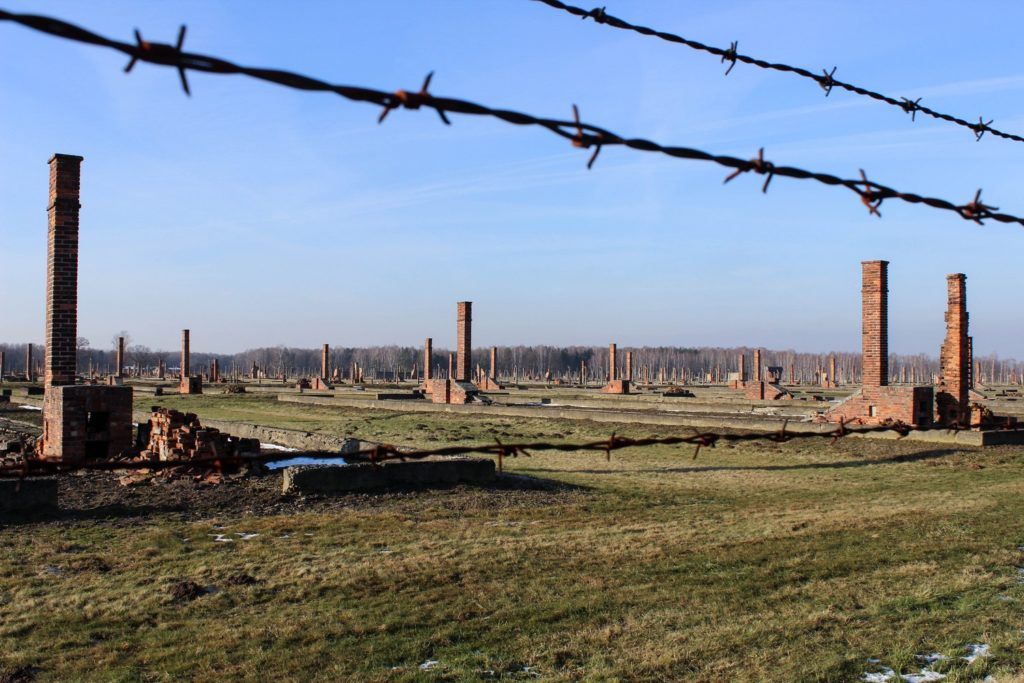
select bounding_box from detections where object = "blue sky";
[2,0,1023,356]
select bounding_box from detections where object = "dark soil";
[0,468,586,528]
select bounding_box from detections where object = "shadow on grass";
[519,448,960,475]
[0,470,585,527]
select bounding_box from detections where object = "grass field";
[3,393,1024,681]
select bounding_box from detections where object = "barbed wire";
[0,8,1020,227]
[0,417,997,481]
[532,0,1021,145]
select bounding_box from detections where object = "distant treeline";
[2,341,1022,384]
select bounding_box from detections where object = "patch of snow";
[419,660,440,671]
[901,670,946,683]
[917,653,947,665]
[861,667,895,682]
[267,456,351,469]
[19,405,41,411]
[962,643,989,664]
[262,443,298,452]
[212,534,234,543]
[235,533,259,540]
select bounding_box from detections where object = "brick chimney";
[861,260,889,387]
[45,154,83,387]
[938,273,969,424]
[625,351,633,381]
[116,336,125,379]
[738,353,746,382]
[423,337,433,380]
[609,343,618,381]
[321,343,330,380]
[181,329,190,377]
[489,346,497,380]
[456,302,471,382]
[753,349,762,382]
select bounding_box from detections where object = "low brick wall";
[282,458,496,494]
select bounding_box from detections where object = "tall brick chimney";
[456,301,471,382]
[448,352,454,379]
[738,353,746,382]
[321,343,330,380]
[753,349,762,382]
[625,351,633,381]
[609,343,618,381]
[829,355,837,385]
[424,338,433,380]
[861,260,889,387]
[489,346,497,379]
[44,155,84,387]
[181,329,190,378]
[937,273,969,424]
[116,336,125,379]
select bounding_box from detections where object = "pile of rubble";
[142,407,260,462]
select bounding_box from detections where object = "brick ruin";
[423,301,481,404]
[310,343,333,390]
[601,342,630,394]
[40,154,134,461]
[936,274,969,426]
[475,345,503,391]
[739,347,791,401]
[140,407,259,462]
[179,329,202,394]
[824,261,933,426]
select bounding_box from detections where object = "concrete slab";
[283,458,496,494]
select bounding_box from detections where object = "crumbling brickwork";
[321,343,330,380]
[143,407,259,461]
[753,349,761,382]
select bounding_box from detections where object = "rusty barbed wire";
[0,418,995,480]
[533,0,1022,145]
[0,8,1022,227]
